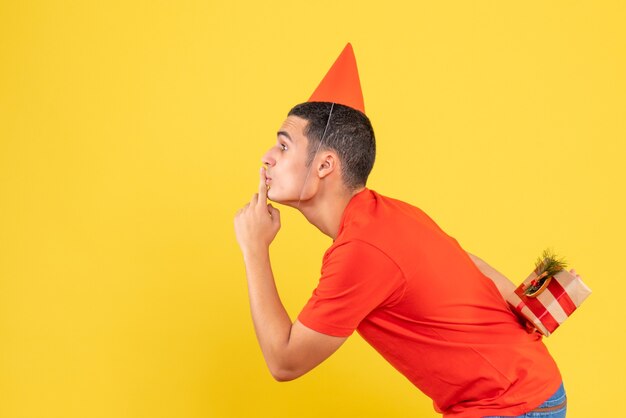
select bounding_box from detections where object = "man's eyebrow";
[277,131,293,142]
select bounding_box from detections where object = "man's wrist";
[242,244,270,263]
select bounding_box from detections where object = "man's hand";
[569,269,582,281]
[234,166,281,256]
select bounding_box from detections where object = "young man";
[234,44,569,417]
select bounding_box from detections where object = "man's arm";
[466,252,517,299]
[234,167,347,381]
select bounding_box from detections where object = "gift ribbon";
[547,277,578,316]
[515,287,560,334]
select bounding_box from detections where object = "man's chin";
[267,191,300,208]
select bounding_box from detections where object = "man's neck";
[298,186,365,240]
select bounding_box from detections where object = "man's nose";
[262,149,276,167]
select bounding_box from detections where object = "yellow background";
[1,1,624,417]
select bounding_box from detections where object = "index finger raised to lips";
[258,166,268,202]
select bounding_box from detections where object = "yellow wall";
[1,1,624,417]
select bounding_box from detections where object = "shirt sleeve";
[297,240,405,337]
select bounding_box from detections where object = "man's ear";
[317,152,338,179]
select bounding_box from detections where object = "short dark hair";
[287,102,376,191]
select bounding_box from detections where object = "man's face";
[261,115,314,206]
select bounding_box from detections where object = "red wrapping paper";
[506,269,592,336]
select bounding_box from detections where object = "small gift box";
[506,251,592,336]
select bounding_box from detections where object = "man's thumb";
[267,204,280,221]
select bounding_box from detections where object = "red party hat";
[308,43,365,114]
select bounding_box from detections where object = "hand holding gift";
[506,249,592,336]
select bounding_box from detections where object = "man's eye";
[280,143,288,151]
